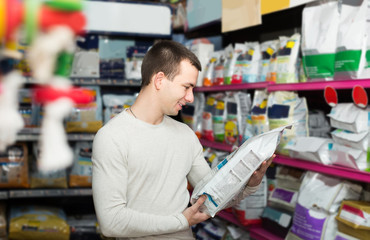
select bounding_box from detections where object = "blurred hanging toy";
[0,0,94,171]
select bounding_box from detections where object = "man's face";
[161,60,198,116]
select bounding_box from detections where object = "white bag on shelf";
[331,129,368,151]
[286,172,362,240]
[191,125,291,217]
[284,136,333,165]
[329,143,367,171]
[268,187,298,213]
[327,103,368,133]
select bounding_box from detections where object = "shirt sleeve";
[186,133,211,188]
[92,128,189,238]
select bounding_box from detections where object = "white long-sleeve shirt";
[92,110,258,239]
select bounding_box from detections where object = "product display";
[1,0,370,239]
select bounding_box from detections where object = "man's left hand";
[247,154,276,187]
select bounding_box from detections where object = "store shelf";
[25,77,142,87]
[199,138,234,152]
[0,191,8,199]
[249,226,284,240]
[9,188,92,198]
[267,79,370,92]
[17,132,95,141]
[217,211,248,230]
[198,139,370,183]
[194,79,370,92]
[274,155,370,183]
[194,82,270,92]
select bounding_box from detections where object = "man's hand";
[183,195,210,226]
[247,154,276,187]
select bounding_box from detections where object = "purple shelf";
[274,155,370,183]
[249,227,285,240]
[199,138,233,152]
[194,82,270,92]
[268,79,370,92]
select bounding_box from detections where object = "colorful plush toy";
[0,0,92,171]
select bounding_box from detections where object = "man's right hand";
[182,195,210,226]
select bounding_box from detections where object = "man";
[92,40,273,239]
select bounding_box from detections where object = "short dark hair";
[140,40,202,88]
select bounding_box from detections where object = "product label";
[303,53,335,78]
[290,203,326,240]
[339,204,370,227]
[271,188,295,203]
[334,50,361,72]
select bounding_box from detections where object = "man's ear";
[153,72,166,90]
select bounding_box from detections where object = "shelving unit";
[17,132,95,141]
[249,227,285,240]
[194,79,370,92]
[217,211,284,240]
[25,77,142,87]
[217,211,249,230]
[9,188,92,198]
[274,155,370,183]
[199,138,370,183]
[267,79,370,92]
[194,82,270,92]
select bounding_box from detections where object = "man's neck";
[130,92,164,125]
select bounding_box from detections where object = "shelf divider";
[249,226,285,240]
[199,138,233,152]
[268,79,370,92]
[194,82,270,92]
[199,139,370,183]
[273,155,370,183]
[193,79,370,92]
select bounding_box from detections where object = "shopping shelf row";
[0,189,283,240]
[24,78,370,91]
[194,79,370,92]
[25,77,142,86]
[199,138,370,183]
[17,129,95,141]
[0,188,92,199]
[217,211,284,240]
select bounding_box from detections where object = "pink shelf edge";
[249,227,285,240]
[217,211,248,229]
[198,138,370,183]
[194,79,370,92]
[268,79,370,92]
[217,211,284,240]
[194,82,270,92]
[274,155,370,183]
[199,138,234,152]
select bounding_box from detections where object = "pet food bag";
[284,136,333,165]
[331,129,368,151]
[286,172,362,240]
[9,205,70,240]
[329,143,367,171]
[191,125,291,217]
[269,187,299,213]
[232,176,267,226]
[301,0,339,80]
[0,143,29,188]
[69,141,93,187]
[336,200,370,240]
[327,103,368,133]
